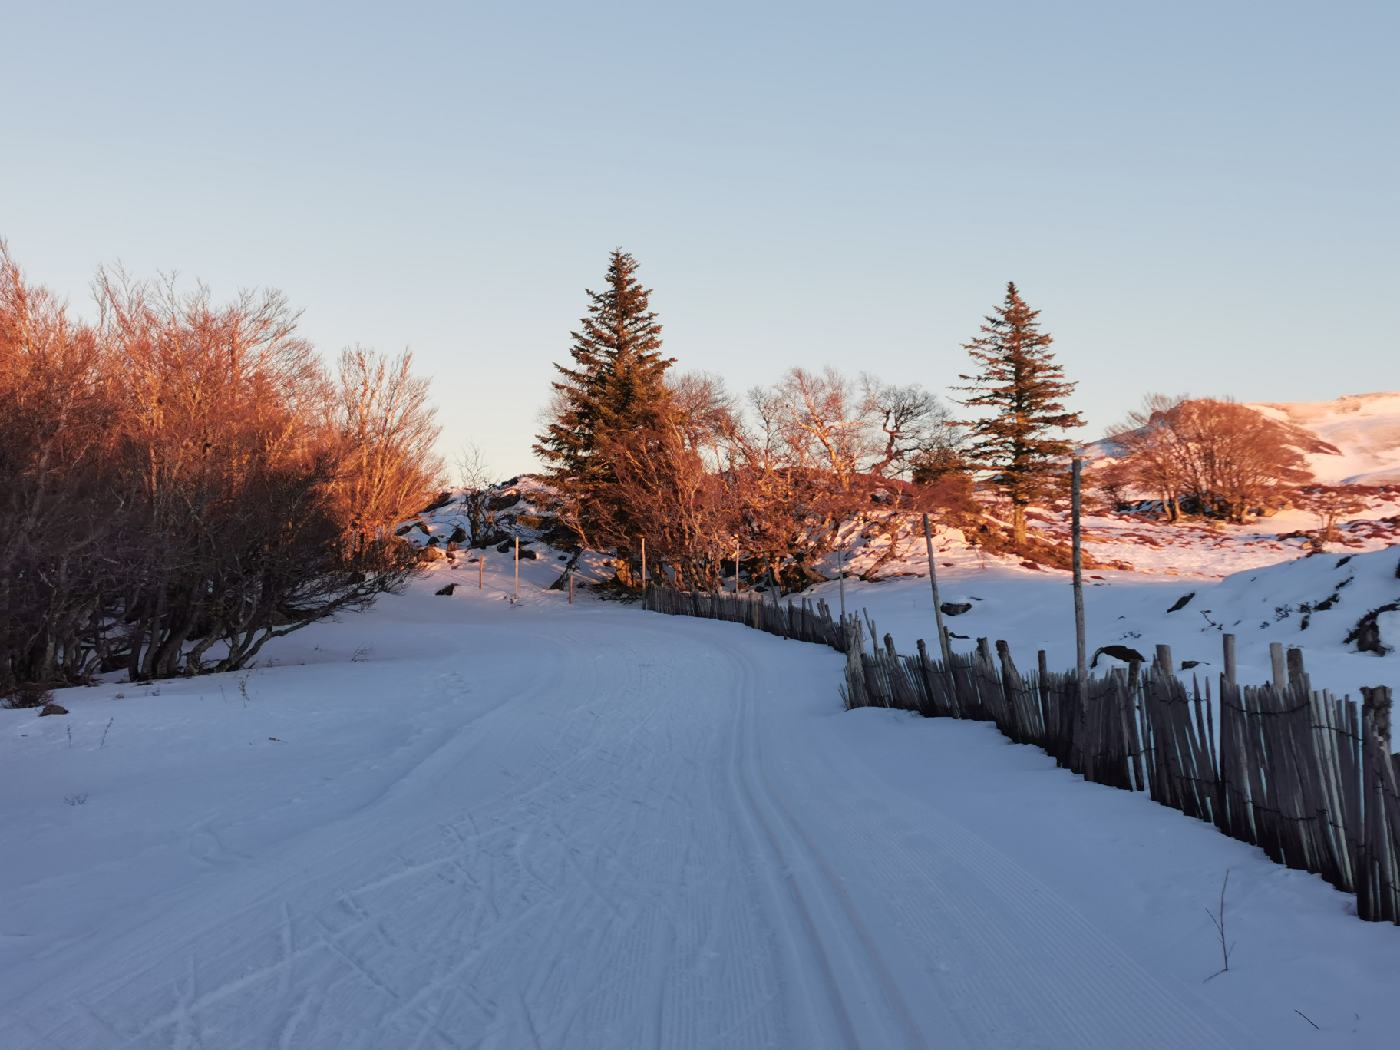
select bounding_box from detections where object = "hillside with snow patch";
[1250,392,1400,485]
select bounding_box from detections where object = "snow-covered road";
[4,566,1398,1048]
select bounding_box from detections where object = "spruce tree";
[954,283,1084,547]
[534,249,675,560]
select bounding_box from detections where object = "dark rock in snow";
[434,583,457,596]
[420,491,456,514]
[1167,592,1195,613]
[940,602,973,617]
[1090,645,1146,668]
[1346,600,1399,656]
[38,703,68,717]
[448,525,468,545]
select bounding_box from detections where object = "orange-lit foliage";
[0,246,440,695]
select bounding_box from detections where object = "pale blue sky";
[3,1,1395,477]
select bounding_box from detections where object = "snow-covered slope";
[4,560,1400,1048]
[812,543,1399,702]
[1249,392,1400,485]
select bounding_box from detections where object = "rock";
[519,548,538,560]
[1167,592,1195,613]
[420,490,455,514]
[434,583,457,596]
[1346,600,1399,656]
[38,703,68,717]
[1090,645,1146,668]
[487,492,521,513]
[940,601,973,617]
[448,525,468,545]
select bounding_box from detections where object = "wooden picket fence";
[643,585,848,650]
[642,583,1400,925]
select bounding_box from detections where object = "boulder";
[1166,592,1195,613]
[1090,645,1146,668]
[38,703,68,717]
[940,601,973,617]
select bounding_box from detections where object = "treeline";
[0,246,439,700]
[535,250,1344,593]
[535,251,1082,591]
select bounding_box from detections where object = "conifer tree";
[535,249,675,563]
[955,282,1084,547]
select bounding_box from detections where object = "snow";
[4,555,1400,1048]
[1250,392,1400,486]
[814,540,1399,703]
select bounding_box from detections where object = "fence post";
[837,545,847,639]
[923,513,952,664]
[1286,647,1309,693]
[641,537,647,595]
[1269,642,1287,691]
[1222,633,1237,689]
[514,537,519,600]
[1071,456,1088,707]
[479,556,484,591]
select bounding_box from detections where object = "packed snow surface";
[4,556,1400,1049]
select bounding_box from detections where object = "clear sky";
[3,1,1396,479]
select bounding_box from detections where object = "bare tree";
[0,246,440,692]
[1107,397,1314,523]
[332,347,443,550]
[454,442,495,547]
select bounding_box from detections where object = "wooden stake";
[1269,641,1287,691]
[923,513,952,664]
[479,556,484,591]
[1286,647,1308,693]
[568,570,574,604]
[734,545,741,594]
[641,536,647,594]
[836,546,846,624]
[1071,457,1088,704]
[1222,633,1237,689]
[514,536,519,600]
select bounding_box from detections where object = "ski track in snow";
[0,588,1335,1048]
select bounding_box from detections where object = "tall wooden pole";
[568,569,574,604]
[734,545,741,594]
[836,546,846,626]
[923,513,952,664]
[1071,457,1087,703]
[641,537,647,594]
[514,536,520,600]
[478,556,484,591]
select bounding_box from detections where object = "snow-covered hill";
[814,544,1399,702]
[1249,392,1400,485]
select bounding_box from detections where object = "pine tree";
[534,249,675,562]
[955,282,1084,547]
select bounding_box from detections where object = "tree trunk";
[1012,504,1027,548]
